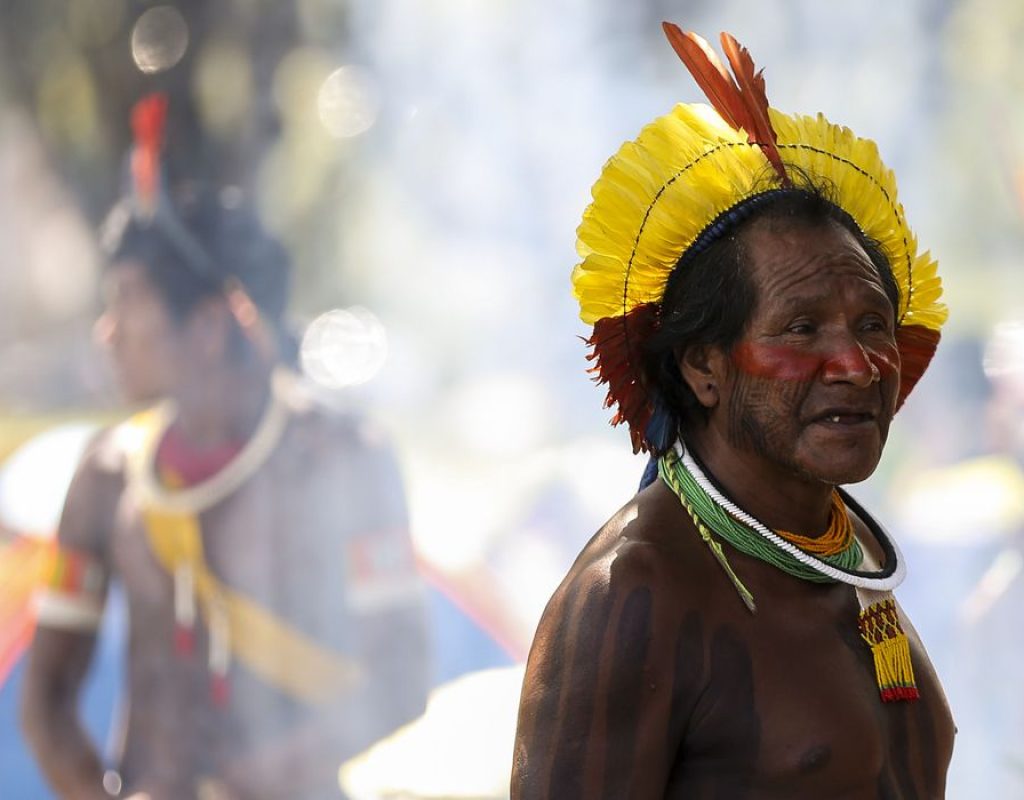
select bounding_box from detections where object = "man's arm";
[21,628,108,800]
[512,539,686,799]
[20,434,119,800]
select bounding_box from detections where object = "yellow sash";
[125,395,361,706]
[142,509,361,705]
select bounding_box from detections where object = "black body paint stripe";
[547,580,617,799]
[666,611,704,757]
[523,578,581,786]
[600,587,654,799]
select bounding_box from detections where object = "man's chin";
[797,428,887,485]
[796,455,881,487]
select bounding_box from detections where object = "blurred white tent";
[0,422,97,537]
[340,666,523,800]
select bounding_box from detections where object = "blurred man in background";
[20,176,430,799]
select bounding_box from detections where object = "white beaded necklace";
[126,369,292,514]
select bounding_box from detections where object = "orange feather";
[719,33,788,184]
[130,93,168,214]
[661,22,748,132]
[662,23,789,185]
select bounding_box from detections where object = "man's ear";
[677,343,729,409]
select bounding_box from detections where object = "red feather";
[719,33,788,184]
[662,23,789,186]
[661,23,748,132]
[586,304,660,453]
[130,93,169,214]
[895,324,940,411]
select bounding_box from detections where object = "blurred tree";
[0,0,309,223]
[0,0,363,409]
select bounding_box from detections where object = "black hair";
[102,184,291,327]
[642,179,901,454]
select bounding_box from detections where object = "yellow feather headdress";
[573,24,947,452]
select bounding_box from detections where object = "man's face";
[95,260,189,403]
[712,218,900,487]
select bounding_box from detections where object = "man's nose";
[821,335,879,387]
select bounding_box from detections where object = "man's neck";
[168,363,276,449]
[684,427,835,538]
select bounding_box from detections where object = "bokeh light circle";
[317,66,380,138]
[300,307,389,388]
[131,6,189,74]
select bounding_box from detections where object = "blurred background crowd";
[0,0,1022,797]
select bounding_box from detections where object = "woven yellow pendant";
[857,597,919,702]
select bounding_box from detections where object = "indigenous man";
[512,24,954,799]
[21,98,429,799]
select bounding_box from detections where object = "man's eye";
[786,322,815,335]
[861,317,892,333]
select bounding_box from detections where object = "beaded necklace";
[662,444,905,590]
[659,442,918,703]
[124,369,293,705]
[659,450,864,584]
[777,493,854,556]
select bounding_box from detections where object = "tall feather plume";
[130,93,169,217]
[719,33,788,184]
[661,22,789,186]
[661,23,747,131]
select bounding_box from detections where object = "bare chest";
[672,584,954,799]
[107,455,343,647]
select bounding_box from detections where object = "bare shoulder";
[77,423,130,479]
[58,424,129,554]
[525,477,715,702]
[563,478,715,604]
[513,480,712,797]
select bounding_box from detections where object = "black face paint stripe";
[728,374,804,462]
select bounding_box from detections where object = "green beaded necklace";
[659,449,863,602]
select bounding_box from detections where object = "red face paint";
[733,340,900,383]
[733,341,823,381]
[869,344,900,380]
